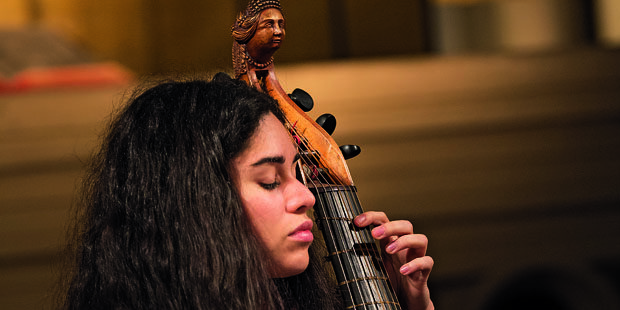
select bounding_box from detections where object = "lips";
[294,220,313,232]
[289,220,314,242]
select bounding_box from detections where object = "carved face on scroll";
[246,8,286,64]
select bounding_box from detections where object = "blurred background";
[1,0,619,309]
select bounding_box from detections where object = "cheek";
[243,192,282,226]
[243,195,288,252]
[254,29,269,41]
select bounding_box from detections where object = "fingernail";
[400,265,410,275]
[372,226,385,238]
[386,242,396,253]
[355,215,366,226]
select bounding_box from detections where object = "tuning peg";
[315,113,336,135]
[288,88,314,112]
[339,144,361,160]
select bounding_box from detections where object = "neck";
[246,51,274,69]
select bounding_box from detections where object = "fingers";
[354,211,413,240]
[399,255,434,277]
[385,233,428,257]
[354,211,389,227]
[354,211,432,277]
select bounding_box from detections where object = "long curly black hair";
[58,73,341,309]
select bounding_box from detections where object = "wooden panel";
[1,49,619,309]
[0,87,124,309]
[276,48,620,308]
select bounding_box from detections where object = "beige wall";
[494,0,586,52]
[0,0,30,26]
[1,0,152,71]
[596,0,620,46]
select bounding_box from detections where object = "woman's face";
[232,113,315,278]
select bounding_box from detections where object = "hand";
[354,211,434,310]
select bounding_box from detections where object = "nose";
[285,180,315,214]
[273,23,284,36]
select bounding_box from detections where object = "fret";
[311,185,402,310]
[325,244,382,258]
[345,301,402,310]
[326,247,357,257]
[338,276,391,286]
[315,216,354,222]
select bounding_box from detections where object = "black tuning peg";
[339,144,361,160]
[288,88,314,112]
[315,113,336,135]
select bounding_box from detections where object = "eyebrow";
[260,16,284,23]
[251,153,300,167]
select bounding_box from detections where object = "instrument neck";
[310,185,401,309]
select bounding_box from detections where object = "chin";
[272,252,310,278]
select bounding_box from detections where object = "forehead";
[259,8,284,21]
[239,113,295,161]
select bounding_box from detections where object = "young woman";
[59,73,433,309]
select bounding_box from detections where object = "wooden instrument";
[233,2,401,308]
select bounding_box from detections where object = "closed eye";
[260,180,281,190]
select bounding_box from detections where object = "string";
[288,120,359,306]
[289,120,375,307]
[287,120,400,308]
[335,164,399,307]
[298,132,393,308]
[245,68,400,307]
[294,123,401,308]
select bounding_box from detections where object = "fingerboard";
[310,185,402,310]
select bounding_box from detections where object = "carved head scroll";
[232,0,285,77]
